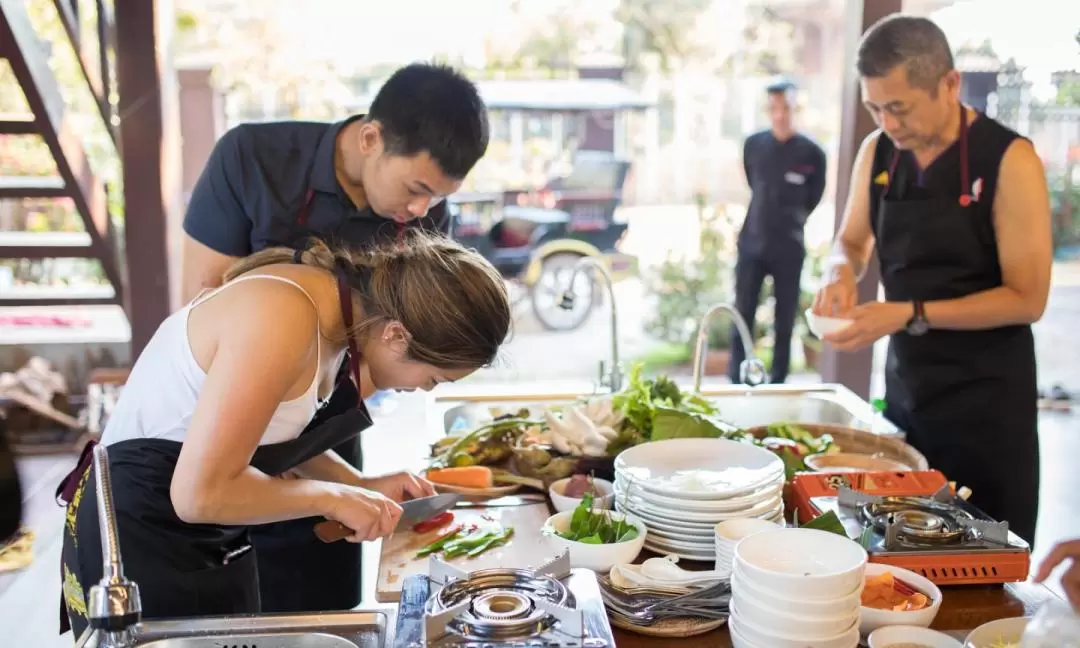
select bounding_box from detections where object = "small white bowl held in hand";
[859,562,943,635]
[734,528,868,601]
[548,477,615,514]
[542,510,647,572]
[805,308,854,338]
[868,625,962,648]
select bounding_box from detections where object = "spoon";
[639,556,729,584]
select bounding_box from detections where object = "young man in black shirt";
[180,63,489,613]
[731,80,827,384]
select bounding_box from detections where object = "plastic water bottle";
[869,398,891,437]
[1020,598,1080,646]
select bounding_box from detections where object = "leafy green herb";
[651,407,744,441]
[557,493,639,544]
[415,523,514,559]
[798,510,849,538]
[610,364,742,451]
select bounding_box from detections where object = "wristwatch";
[906,301,929,336]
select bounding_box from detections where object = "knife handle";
[314,520,352,543]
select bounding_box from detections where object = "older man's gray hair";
[857,14,955,93]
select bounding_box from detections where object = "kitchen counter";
[364,387,1062,646]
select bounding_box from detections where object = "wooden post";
[114,0,181,357]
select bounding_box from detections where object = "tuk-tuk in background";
[449,152,638,331]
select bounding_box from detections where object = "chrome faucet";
[74,444,142,648]
[558,257,623,392]
[691,303,768,393]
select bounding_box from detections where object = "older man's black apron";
[58,270,374,636]
[871,109,1039,544]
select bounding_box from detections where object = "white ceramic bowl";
[548,477,615,513]
[964,616,1030,647]
[732,562,863,618]
[859,562,943,635]
[715,518,780,574]
[805,308,854,338]
[730,602,860,648]
[542,510,647,572]
[734,528,868,601]
[868,625,963,648]
[734,571,859,638]
[804,451,914,473]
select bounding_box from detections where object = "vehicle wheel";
[529,253,596,332]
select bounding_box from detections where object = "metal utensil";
[314,493,463,543]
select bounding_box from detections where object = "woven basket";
[744,423,929,471]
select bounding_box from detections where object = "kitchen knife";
[454,494,548,508]
[314,493,463,543]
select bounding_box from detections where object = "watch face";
[907,319,929,336]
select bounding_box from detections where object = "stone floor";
[2,263,1078,645]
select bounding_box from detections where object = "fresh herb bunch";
[556,493,639,545]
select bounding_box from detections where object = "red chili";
[413,511,455,534]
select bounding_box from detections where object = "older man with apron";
[815,15,1052,544]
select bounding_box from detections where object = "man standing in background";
[730,80,827,384]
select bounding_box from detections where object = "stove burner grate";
[859,496,974,545]
[423,551,586,643]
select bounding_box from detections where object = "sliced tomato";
[413,511,455,534]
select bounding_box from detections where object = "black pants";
[730,251,804,384]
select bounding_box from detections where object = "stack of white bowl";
[713,517,781,576]
[613,438,786,561]
[730,528,867,648]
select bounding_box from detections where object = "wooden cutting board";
[375,502,558,603]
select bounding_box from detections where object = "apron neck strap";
[336,271,364,404]
[958,107,971,207]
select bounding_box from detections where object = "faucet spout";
[691,303,768,393]
[558,257,622,392]
[84,444,142,646]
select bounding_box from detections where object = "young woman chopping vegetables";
[57,231,511,637]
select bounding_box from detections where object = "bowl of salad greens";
[542,493,647,572]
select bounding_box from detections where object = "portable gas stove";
[789,470,1030,586]
[391,549,617,647]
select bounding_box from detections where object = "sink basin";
[437,383,901,436]
[139,632,358,648]
[77,610,391,648]
[705,392,876,430]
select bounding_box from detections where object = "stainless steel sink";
[138,632,358,648]
[77,610,391,648]
[438,383,902,436]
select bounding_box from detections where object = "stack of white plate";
[613,438,786,561]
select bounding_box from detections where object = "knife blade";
[454,494,548,509]
[313,493,463,543]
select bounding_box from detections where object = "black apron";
[873,109,1040,544]
[250,185,405,613]
[58,270,374,636]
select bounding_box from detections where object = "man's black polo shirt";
[183,116,451,256]
[738,130,826,259]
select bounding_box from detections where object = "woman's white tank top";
[100,275,326,447]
